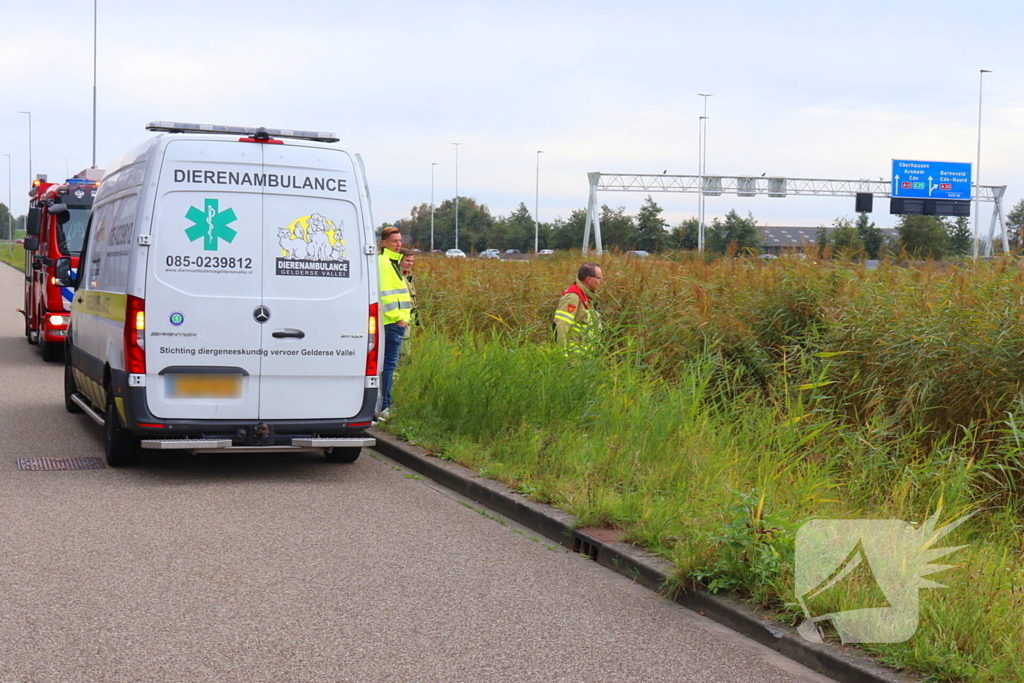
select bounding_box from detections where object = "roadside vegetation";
[0,243,25,271]
[387,254,1024,682]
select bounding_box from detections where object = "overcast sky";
[1,0,1021,233]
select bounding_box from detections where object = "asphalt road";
[0,263,834,682]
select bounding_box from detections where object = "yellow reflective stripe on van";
[72,291,128,322]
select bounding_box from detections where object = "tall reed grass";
[390,255,1024,682]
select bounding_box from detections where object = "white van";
[59,122,379,466]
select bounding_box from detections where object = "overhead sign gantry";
[582,172,1007,256]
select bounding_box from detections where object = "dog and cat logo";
[795,510,971,644]
[275,213,349,278]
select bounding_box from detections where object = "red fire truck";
[20,169,102,361]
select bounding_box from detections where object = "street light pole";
[974,69,992,259]
[452,142,461,251]
[697,115,705,250]
[535,150,544,253]
[18,111,32,185]
[430,162,438,253]
[92,0,98,167]
[697,94,712,252]
[3,153,12,253]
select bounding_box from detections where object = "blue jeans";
[381,322,405,410]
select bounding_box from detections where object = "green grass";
[0,242,25,271]
[385,255,1024,682]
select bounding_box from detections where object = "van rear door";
[145,139,265,420]
[258,145,367,420]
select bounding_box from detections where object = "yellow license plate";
[167,374,242,399]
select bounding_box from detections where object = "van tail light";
[365,303,379,377]
[124,295,146,374]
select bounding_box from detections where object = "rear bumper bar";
[140,436,375,454]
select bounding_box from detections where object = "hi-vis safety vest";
[379,248,413,325]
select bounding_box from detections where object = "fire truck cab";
[21,169,103,361]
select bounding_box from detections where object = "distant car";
[758,253,778,260]
[432,249,443,254]
[538,249,554,256]
[504,249,522,254]
[480,249,500,259]
[15,238,24,245]
[445,248,466,258]
[624,250,650,259]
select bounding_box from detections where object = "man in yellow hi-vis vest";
[553,262,603,349]
[378,227,413,419]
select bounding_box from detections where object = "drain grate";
[17,457,105,471]
[572,535,600,562]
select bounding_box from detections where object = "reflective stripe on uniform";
[382,300,414,313]
[380,287,409,297]
[554,311,575,324]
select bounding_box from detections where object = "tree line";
[392,195,770,254]
[392,194,1024,259]
[0,203,26,240]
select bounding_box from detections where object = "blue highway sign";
[891,160,972,200]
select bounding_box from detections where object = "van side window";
[98,194,139,291]
[86,194,139,291]
[82,208,103,291]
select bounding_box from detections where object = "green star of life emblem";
[185,198,238,251]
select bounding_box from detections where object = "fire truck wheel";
[40,340,63,362]
[64,363,82,414]
[104,390,140,467]
[325,446,362,463]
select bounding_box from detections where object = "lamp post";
[974,69,992,259]
[697,94,712,252]
[92,0,98,167]
[3,153,11,254]
[452,142,461,251]
[697,115,705,250]
[535,150,544,253]
[430,162,438,253]
[18,111,32,185]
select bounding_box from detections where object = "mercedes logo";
[253,305,271,323]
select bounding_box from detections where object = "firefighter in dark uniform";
[553,262,603,350]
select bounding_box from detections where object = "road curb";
[370,429,917,683]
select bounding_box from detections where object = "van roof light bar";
[145,121,339,143]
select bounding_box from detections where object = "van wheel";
[104,390,140,467]
[64,363,82,414]
[325,447,361,463]
[41,340,63,362]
